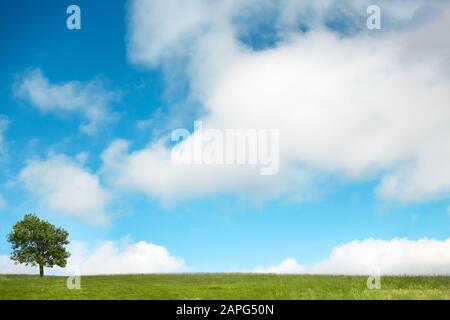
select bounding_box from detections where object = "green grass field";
[0,274,449,300]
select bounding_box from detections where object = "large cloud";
[19,155,111,225]
[13,68,118,135]
[0,239,185,275]
[101,138,299,201]
[253,238,450,275]
[127,0,435,66]
[68,239,185,275]
[111,0,450,203]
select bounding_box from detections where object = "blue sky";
[0,0,449,275]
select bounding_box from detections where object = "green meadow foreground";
[0,274,449,300]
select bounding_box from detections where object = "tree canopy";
[7,214,70,277]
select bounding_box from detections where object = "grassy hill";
[0,274,449,300]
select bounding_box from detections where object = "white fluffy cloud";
[127,0,434,66]
[254,257,306,274]
[19,155,111,225]
[69,239,185,275]
[13,68,117,135]
[0,239,185,275]
[114,0,450,203]
[254,238,450,275]
[0,256,36,275]
[101,138,302,201]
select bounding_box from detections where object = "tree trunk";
[39,264,44,277]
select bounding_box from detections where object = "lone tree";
[7,214,70,277]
